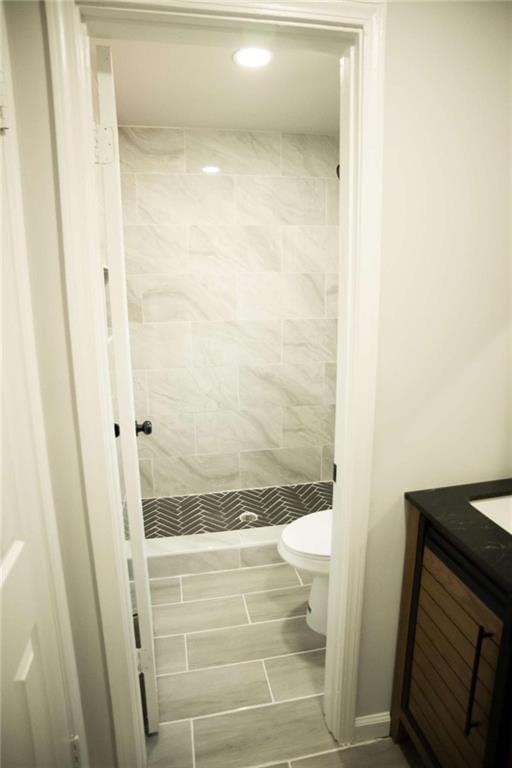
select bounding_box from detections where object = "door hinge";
[0,105,9,135]
[69,734,81,768]
[94,124,114,164]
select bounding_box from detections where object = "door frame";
[45,0,386,760]
[2,4,88,762]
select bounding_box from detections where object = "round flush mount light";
[201,165,221,174]
[233,47,272,69]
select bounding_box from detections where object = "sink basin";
[470,495,512,535]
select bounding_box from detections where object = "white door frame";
[45,0,385,760]
[2,4,88,762]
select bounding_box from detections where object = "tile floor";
[145,537,421,768]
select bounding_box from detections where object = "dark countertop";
[406,478,512,596]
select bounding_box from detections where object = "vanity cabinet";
[391,485,512,768]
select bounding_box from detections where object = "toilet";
[278,509,332,635]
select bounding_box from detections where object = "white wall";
[5,3,118,764]
[357,1,512,718]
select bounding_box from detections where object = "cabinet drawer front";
[407,546,504,768]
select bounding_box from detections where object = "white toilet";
[278,509,332,635]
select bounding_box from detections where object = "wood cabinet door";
[407,546,502,768]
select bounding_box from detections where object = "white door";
[1,10,86,767]
[87,41,159,734]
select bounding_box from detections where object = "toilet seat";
[278,509,331,575]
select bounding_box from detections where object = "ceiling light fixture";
[233,47,272,69]
[201,165,221,174]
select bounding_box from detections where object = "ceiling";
[109,22,342,134]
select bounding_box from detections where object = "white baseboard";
[353,712,391,742]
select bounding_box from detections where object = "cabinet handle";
[465,625,493,736]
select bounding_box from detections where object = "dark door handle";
[465,625,493,735]
[136,420,152,436]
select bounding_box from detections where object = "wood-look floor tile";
[290,739,418,767]
[193,695,336,768]
[148,548,240,578]
[153,595,247,636]
[150,577,181,605]
[265,649,325,700]
[155,635,186,675]
[187,617,324,669]
[147,721,193,768]
[244,585,310,622]
[182,563,300,601]
[158,661,271,721]
[296,568,314,585]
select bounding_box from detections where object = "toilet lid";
[281,509,332,558]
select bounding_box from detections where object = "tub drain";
[239,511,258,524]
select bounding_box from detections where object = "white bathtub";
[470,495,512,535]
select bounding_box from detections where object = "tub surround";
[405,477,512,593]
[119,126,339,498]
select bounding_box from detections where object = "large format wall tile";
[120,126,339,496]
[236,177,326,225]
[148,367,237,415]
[189,225,281,272]
[124,225,188,275]
[282,226,339,273]
[195,408,283,454]
[283,319,337,364]
[236,273,281,320]
[137,174,235,225]
[119,127,185,173]
[282,133,338,178]
[192,321,282,367]
[239,447,322,488]
[182,562,300,601]
[139,274,237,322]
[153,453,240,496]
[186,129,281,176]
[283,405,335,448]
[120,173,137,224]
[282,273,325,318]
[130,322,192,369]
[239,364,325,408]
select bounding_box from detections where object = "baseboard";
[353,712,391,742]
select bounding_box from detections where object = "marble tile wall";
[119,126,339,497]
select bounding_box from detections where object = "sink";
[470,495,512,535]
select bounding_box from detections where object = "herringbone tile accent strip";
[141,482,333,538]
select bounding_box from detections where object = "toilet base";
[306,575,329,635]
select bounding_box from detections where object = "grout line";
[189,719,196,768]
[151,581,307,609]
[155,646,326,679]
[261,659,275,703]
[152,579,305,608]
[154,614,314,640]
[241,594,252,624]
[183,633,189,672]
[157,693,324,727]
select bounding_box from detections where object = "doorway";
[46,1,385,765]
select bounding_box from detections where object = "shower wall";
[119,126,339,498]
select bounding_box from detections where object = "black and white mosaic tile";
[142,482,333,538]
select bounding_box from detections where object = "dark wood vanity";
[391,479,512,768]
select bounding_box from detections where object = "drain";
[239,511,258,524]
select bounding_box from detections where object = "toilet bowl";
[278,509,331,635]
